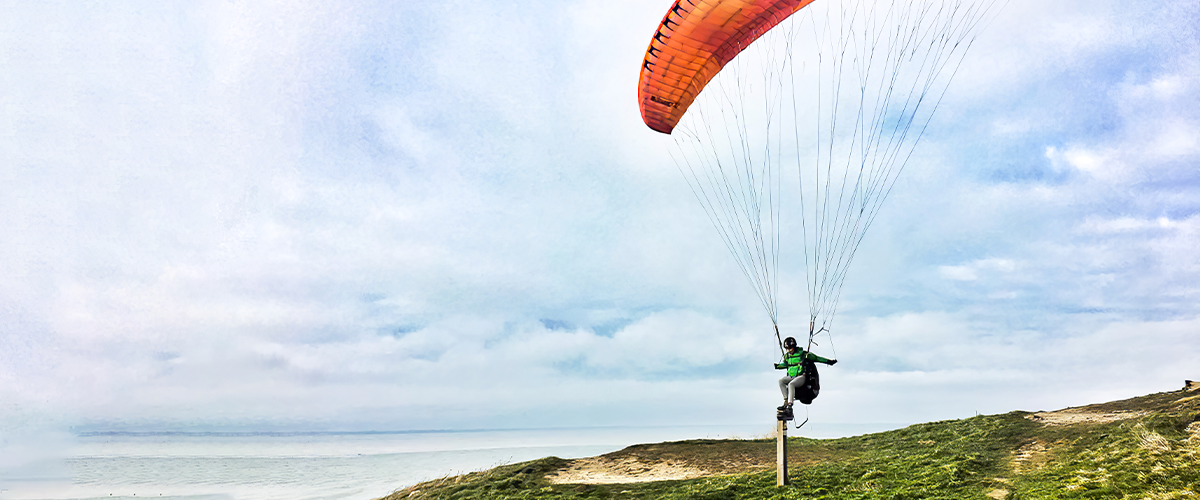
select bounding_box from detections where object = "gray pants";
[778,374,807,404]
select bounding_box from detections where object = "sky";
[2,0,1198,443]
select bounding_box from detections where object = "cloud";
[939,258,1019,282]
[3,0,1199,436]
[1077,215,1196,234]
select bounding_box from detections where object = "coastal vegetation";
[382,383,1199,499]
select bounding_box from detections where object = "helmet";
[783,337,797,349]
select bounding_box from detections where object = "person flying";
[775,336,837,412]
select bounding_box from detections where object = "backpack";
[795,359,821,405]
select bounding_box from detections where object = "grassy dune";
[382,384,1200,499]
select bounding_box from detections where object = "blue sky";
[2,0,1198,442]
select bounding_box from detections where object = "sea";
[0,423,902,500]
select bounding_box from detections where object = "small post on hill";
[776,418,788,486]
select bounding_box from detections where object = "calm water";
[0,423,900,500]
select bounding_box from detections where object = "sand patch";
[1027,409,1146,426]
[546,456,708,484]
[544,439,789,485]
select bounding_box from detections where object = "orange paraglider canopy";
[638,0,817,134]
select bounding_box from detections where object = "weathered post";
[776,418,788,486]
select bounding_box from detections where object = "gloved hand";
[828,359,838,365]
[774,362,785,369]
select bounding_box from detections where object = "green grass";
[381,389,1200,500]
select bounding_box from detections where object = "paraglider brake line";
[789,405,810,431]
[806,326,828,347]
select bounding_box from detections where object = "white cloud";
[939,258,1018,282]
[1124,69,1199,103]
[1077,215,1194,234]
[1043,145,1123,178]
[3,0,1200,437]
[1146,120,1200,159]
[939,265,978,281]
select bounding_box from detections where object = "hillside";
[382,382,1200,499]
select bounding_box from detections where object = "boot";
[778,405,794,420]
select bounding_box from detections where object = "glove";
[774,363,785,369]
[828,359,838,365]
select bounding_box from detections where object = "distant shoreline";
[71,422,910,439]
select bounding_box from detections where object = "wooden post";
[776,418,788,486]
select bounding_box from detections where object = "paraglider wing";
[638,0,817,134]
[641,0,999,344]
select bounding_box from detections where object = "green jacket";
[774,349,833,377]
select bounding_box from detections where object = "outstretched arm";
[805,352,837,365]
